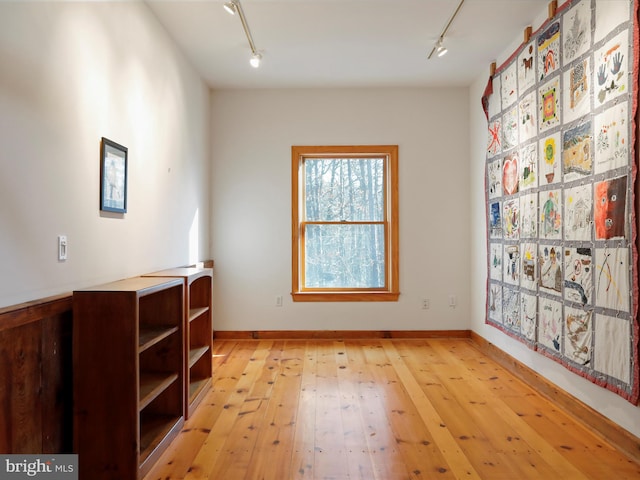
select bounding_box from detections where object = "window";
[291,145,399,301]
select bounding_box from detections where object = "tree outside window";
[291,145,399,302]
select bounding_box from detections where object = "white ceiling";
[146,0,547,89]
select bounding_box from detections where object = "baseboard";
[469,331,640,464]
[214,329,471,340]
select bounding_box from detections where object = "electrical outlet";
[421,298,430,310]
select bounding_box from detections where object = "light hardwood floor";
[144,338,640,479]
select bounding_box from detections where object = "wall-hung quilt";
[482,0,639,403]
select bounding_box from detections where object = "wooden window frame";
[291,145,399,302]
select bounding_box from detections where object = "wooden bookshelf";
[143,267,213,418]
[73,277,185,480]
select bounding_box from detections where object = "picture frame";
[100,137,128,213]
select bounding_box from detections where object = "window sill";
[291,292,400,302]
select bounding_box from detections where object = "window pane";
[304,224,385,288]
[304,158,384,221]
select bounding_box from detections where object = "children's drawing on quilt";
[539,189,562,240]
[503,244,520,285]
[503,287,521,331]
[502,107,519,151]
[489,243,503,281]
[520,242,537,290]
[503,198,520,241]
[538,76,560,133]
[538,21,560,81]
[502,152,519,195]
[563,247,593,306]
[595,0,631,43]
[565,307,592,366]
[562,0,591,65]
[594,313,631,384]
[520,193,537,238]
[501,62,518,109]
[487,158,502,199]
[487,119,502,158]
[520,293,537,342]
[539,244,562,295]
[539,297,563,352]
[518,41,536,94]
[564,183,593,241]
[539,133,561,185]
[488,283,503,324]
[562,121,593,182]
[594,30,629,106]
[595,247,630,313]
[488,74,502,120]
[483,0,638,404]
[518,92,537,143]
[518,42,536,95]
[594,175,627,239]
[594,101,628,174]
[562,58,590,124]
[519,143,537,190]
[489,201,502,238]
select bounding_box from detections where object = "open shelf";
[139,325,179,352]
[189,377,211,402]
[73,276,185,480]
[142,267,213,419]
[139,412,183,478]
[188,346,210,368]
[189,306,209,322]
[140,413,182,461]
[139,372,179,410]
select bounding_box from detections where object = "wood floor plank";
[418,340,566,479]
[426,340,591,480]
[144,341,256,480]
[499,391,640,479]
[380,341,482,479]
[333,341,378,479]
[444,339,639,478]
[313,341,351,479]
[393,339,545,479]
[347,342,415,479]
[144,339,640,480]
[289,341,318,479]
[183,340,274,480]
[209,339,238,372]
[206,340,283,479]
[245,340,305,480]
[360,341,457,479]
[447,339,640,479]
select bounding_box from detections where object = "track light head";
[223,1,237,15]
[433,37,447,58]
[225,0,262,70]
[427,0,464,60]
[250,52,262,68]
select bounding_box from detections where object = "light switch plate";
[58,235,67,261]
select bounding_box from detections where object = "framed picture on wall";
[100,137,128,213]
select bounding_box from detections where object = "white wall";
[468,8,640,437]
[210,88,470,332]
[0,2,211,307]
